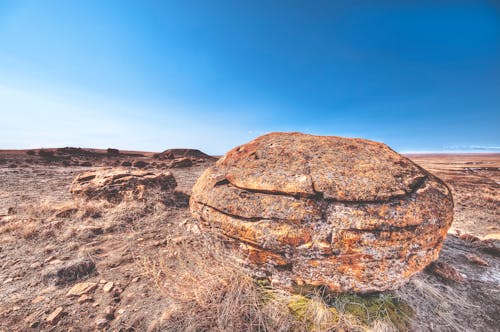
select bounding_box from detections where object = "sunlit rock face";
[190,132,454,293]
[71,168,177,204]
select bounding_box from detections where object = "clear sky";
[0,0,499,154]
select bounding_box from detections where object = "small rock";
[25,311,42,328]
[95,318,108,328]
[171,157,193,168]
[40,286,56,294]
[48,259,64,265]
[186,223,201,235]
[465,254,489,266]
[104,306,115,320]
[103,281,114,293]
[117,308,126,315]
[478,239,500,257]
[160,304,181,322]
[77,294,93,303]
[44,255,56,263]
[484,233,500,240]
[3,277,13,284]
[31,295,46,304]
[132,277,140,283]
[30,262,42,269]
[99,279,107,284]
[46,307,64,325]
[428,261,465,283]
[66,282,98,297]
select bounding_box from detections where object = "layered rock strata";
[190,132,454,292]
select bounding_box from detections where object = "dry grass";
[1,163,495,331]
[139,224,415,332]
[395,276,477,332]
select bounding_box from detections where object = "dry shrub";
[140,234,293,331]
[20,222,37,239]
[395,275,476,332]
[139,226,412,332]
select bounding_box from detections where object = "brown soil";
[0,151,498,331]
[407,153,499,238]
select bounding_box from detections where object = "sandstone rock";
[70,168,177,204]
[31,295,46,304]
[190,132,454,293]
[484,233,500,240]
[428,262,465,283]
[77,294,93,303]
[66,282,98,296]
[103,281,114,293]
[46,306,64,325]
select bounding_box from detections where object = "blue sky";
[0,0,498,154]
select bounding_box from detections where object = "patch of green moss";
[333,293,414,331]
[287,294,340,331]
[254,280,413,331]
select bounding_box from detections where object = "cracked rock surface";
[71,168,177,204]
[190,132,454,292]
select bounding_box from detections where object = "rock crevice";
[190,132,454,292]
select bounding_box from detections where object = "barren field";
[0,150,498,331]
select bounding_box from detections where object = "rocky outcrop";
[161,148,216,160]
[71,168,177,204]
[190,132,454,293]
[170,157,193,168]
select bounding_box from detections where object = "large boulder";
[71,168,177,204]
[190,132,454,293]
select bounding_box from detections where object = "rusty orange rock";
[190,132,454,293]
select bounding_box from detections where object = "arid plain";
[0,148,498,331]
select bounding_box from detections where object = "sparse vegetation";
[0,153,498,331]
[139,226,417,331]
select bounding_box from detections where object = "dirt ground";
[0,150,498,331]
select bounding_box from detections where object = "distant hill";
[159,148,216,160]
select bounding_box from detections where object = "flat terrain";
[407,154,499,238]
[0,150,498,331]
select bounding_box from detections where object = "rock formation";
[160,148,216,160]
[190,132,454,293]
[71,168,177,204]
